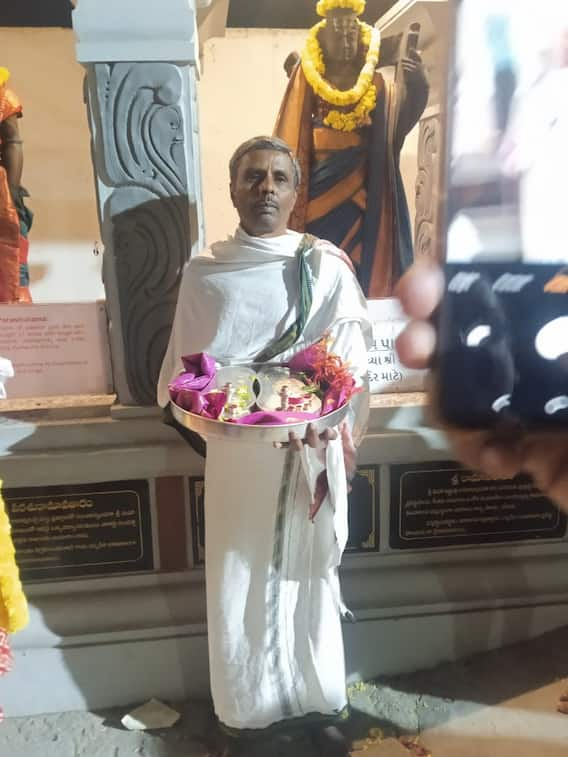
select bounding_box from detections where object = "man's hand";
[395,258,442,371]
[394,260,568,513]
[287,424,338,452]
[274,424,348,521]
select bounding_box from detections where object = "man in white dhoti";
[158,136,371,756]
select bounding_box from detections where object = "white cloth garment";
[158,227,371,732]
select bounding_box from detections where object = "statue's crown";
[316,0,366,18]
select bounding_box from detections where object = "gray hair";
[229,136,302,188]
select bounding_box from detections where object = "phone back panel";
[438,0,568,428]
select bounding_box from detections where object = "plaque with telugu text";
[390,462,567,550]
[5,480,154,581]
[188,465,381,566]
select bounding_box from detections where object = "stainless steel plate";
[170,401,350,443]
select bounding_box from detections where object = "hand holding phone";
[437,0,568,430]
[395,260,568,513]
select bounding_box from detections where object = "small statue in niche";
[275,0,429,298]
[0,68,33,304]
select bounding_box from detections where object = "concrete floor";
[3,625,568,756]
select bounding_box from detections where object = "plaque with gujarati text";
[5,480,153,580]
[390,462,566,550]
[367,299,426,394]
[189,465,381,565]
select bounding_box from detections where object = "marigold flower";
[300,21,380,131]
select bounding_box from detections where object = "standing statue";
[275,0,429,298]
[0,67,32,304]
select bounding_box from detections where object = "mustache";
[254,198,279,209]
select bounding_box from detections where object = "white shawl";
[157,227,371,406]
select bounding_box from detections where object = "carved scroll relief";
[85,62,200,404]
[414,107,441,261]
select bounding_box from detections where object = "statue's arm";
[0,115,24,196]
[395,49,429,149]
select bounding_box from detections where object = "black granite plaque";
[189,476,205,566]
[189,466,380,565]
[346,465,380,553]
[5,480,153,580]
[390,461,566,550]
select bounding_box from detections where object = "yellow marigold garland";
[316,0,366,16]
[324,85,377,132]
[0,482,29,633]
[0,67,10,88]
[301,21,380,132]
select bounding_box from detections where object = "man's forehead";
[239,149,294,172]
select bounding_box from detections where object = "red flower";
[290,337,359,413]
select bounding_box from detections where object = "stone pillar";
[73,0,209,405]
[377,0,449,262]
[414,105,441,260]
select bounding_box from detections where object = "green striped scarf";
[255,234,316,363]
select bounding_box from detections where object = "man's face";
[230,149,298,238]
[321,9,360,64]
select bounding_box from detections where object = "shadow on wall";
[101,195,193,405]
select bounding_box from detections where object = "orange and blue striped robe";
[275,65,427,298]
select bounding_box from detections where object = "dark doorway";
[227,0,397,29]
[0,0,72,27]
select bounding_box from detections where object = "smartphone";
[437,0,568,429]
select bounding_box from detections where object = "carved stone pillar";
[73,0,209,405]
[414,105,441,260]
[377,0,449,262]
